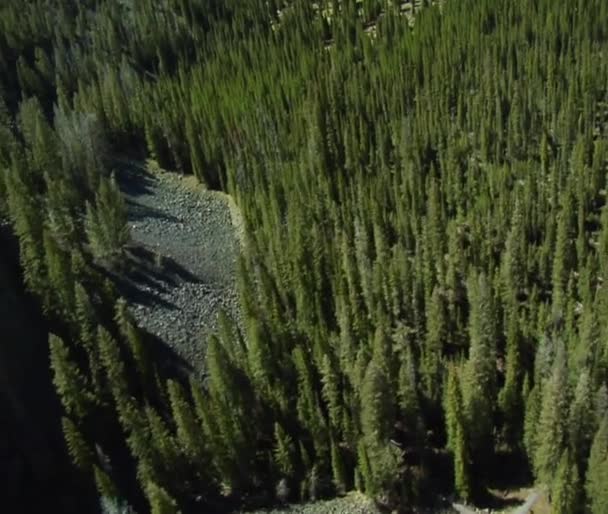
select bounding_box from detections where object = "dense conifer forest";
[1,0,608,512]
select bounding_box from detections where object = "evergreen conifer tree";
[49,334,94,420]
[146,482,181,514]
[422,286,446,405]
[84,174,130,268]
[273,422,296,478]
[62,416,94,470]
[43,227,75,318]
[463,273,496,471]
[568,370,595,470]
[444,364,472,501]
[167,380,206,465]
[551,450,580,514]
[534,344,570,485]
[586,416,608,514]
[115,298,149,386]
[94,465,119,500]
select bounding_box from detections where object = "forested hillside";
[1,0,608,513]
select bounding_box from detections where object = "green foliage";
[422,286,446,405]
[445,365,472,502]
[462,273,496,472]
[50,333,94,419]
[2,0,608,510]
[498,306,523,447]
[84,174,130,268]
[97,326,130,418]
[523,380,541,467]
[273,422,296,478]
[330,437,348,494]
[95,466,120,500]
[43,227,75,317]
[586,416,608,514]
[568,370,595,469]
[167,380,206,464]
[115,298,150,386]
[357,358,402,501]
[99,495,136,514]
[145,481,181,514]
[62,416,94,470]
[551,450,581,514]
[533,344,570,486]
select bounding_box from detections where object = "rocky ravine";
[116,161,242,375]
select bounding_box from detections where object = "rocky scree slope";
[116,162,241,375]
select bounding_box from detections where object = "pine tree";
[49,334,93,420]
[596,385,608,426]
[444,364,472,502]
[145,405,183,485]
[523,380,541,467]
[501,199,525,302]
[453,421,472,503]
[551,450,580,514]
[74,282,97,349]
[43,227,75,318]
[398,345,422,435]
[330,436,348,494]
[44,171,79,246]
[552,201,574,319]
[586,416,608,514]
[568,370,595,470]
[62,416,94,470]
[422,286,446,405]
[84,174,130,268]
[360,360,393,447]
[146,481,181,514]
[115,298,149,386]
[99,495,136,514]
[359,359,399,497]
[534,344,570,485]
[498,306,523,447]
[293,345,326,454]
[463,272,496,469]
[580,302,603,374]
[16,55,46,99]
[356,439,373,495]
[97,326,131,422]
[167,380,206,462]
[321,353,342,431]
[273,422,296,478]
[204,336,252,489]
[4,159,47,299]
[94,465,120,500]
[599,201,608,280]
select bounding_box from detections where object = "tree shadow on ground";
[125,197,182,223]
[128,245,202,284]
[144,328,194,379]
[477,491,522,511]
[114,160,157,198]
[111,245,205,309]
[475,450,533,511]
[114,162,182,223]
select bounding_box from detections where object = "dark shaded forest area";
[1,0,607,513]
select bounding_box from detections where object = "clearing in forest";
[115,161,242,375]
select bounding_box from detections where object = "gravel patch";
[239,493,382,514]
[239,492,460,514]
[115,162,242,374]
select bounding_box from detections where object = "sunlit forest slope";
[1,0,608,513]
